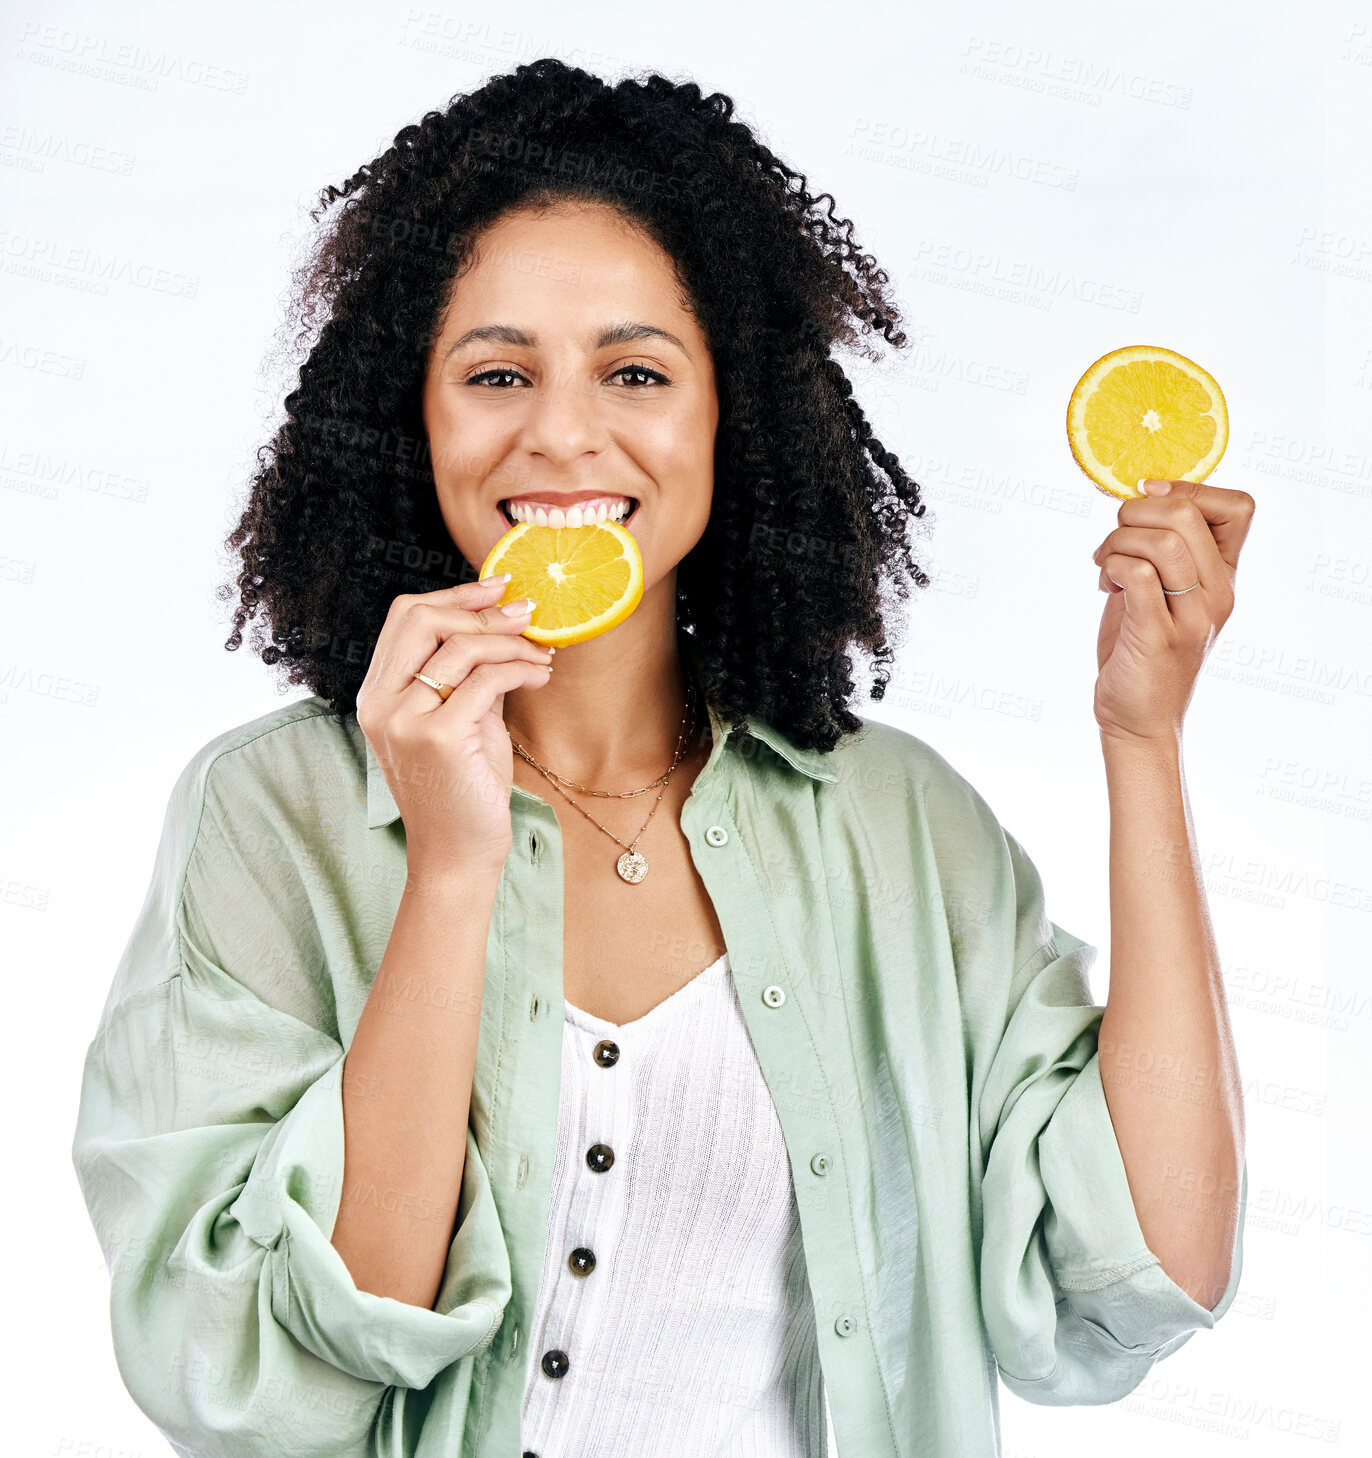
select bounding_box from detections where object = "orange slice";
[1067,344,1227,500]
[479,519,644,647]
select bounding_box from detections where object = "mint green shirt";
[72,671,1246,1458]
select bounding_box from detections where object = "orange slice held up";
[479,516,644,647]
[1066,344,1228,500]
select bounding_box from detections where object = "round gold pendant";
[616,850,648,883]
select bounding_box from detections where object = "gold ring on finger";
[413,671,455,702]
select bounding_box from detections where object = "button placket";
[539,1014,626,1391]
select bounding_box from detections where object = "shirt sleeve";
[71,735,513,1457]
[971,828,1247,1407]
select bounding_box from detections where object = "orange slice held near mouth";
[1067,344,1228,500]
[479,510,645,648]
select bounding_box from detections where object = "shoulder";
[102,699,362,1018]
[829,715,1061,970]
[173,695,353,800]
[166,697,368,1027]
[161,696,361,844]
[828,712,1004,839]
[160,694,365,909]
[820,713,1030,921]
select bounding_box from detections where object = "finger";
[1108,502,1224,592]
[369,584,535,698]
[433,656,554,726]
[1094,525,1201,594]
[359,577,507,698]
[411,622,553,707]
[1129,480,1256,572]
[1100,551,1171,633]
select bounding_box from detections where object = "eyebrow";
[444,320,688,361]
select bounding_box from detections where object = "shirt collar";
[364,638,836,830]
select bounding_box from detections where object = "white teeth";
[506,498,634,526]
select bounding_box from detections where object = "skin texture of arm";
[333,866,501,1309]
[1089,474,1256,1310]
[1097,733,1244,1310]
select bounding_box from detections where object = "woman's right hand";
[354,575,553,879]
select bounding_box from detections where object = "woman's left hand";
[1091,477,1256,746]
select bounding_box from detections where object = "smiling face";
[422,200,719,605]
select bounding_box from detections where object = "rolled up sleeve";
[71,737,512,1457]
[973,833,1247,1406]
[235,1037,510,1386]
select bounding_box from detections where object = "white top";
[521,952,838,1458]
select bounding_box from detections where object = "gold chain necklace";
[508,676,702,884]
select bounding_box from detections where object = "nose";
[520,360,607,466]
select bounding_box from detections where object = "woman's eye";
[466,365,668,388]
[467,368,529,387]
[612,365,669,387]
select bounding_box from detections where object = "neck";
[502,603,709,788]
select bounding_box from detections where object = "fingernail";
[1139,479,1173,495]
[500,598,536,616]
[479,572,512,584]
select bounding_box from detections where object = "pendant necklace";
[508,675,702,884]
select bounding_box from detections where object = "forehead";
[447,202,688,323]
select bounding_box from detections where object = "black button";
[585,1142,614,1172]
[523,1452,538,1457]
[568,1246,596,1276]
[541,1348,569,1378]
[594,1038,620,1067]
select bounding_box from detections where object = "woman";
[72,58,1251,1458]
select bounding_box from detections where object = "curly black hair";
[220,57,934,752]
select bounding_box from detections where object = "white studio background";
[3,1,1368,1454]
